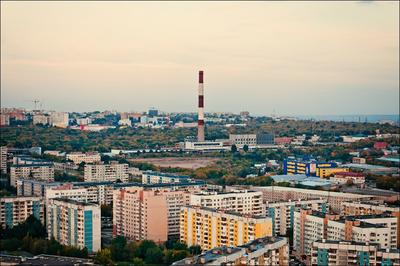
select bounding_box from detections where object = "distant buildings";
[49,112,69,128]
[352,157,366,164]
[84,162,129,183]
[229,133,274,148]
[10,163,54,187]
[183,140,230,151]
[180,206,273,250]
[283,157,346,177]
[0,196,44,229]
[32,114,49,125]
[330,171,365,186]
[0,146,7,173]
[274,137,292,146]
[47,198,101,252]
[66,152,101,165]
[0,113,10,126]
[141,171,191,184]
[173,236,289,266]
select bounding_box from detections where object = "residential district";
[0,75,399,265]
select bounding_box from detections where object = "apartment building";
[10,163,54,187]
[49,112,69,128]
[32,114,49,125]
[294,210,398,257]
[311,240,400,266]
[173,236,289,266]
[84,162,129,183]
[190,190,264,216]
[266,198,328,235]
[341,201,400,216]
[0,197,44,229]
[47,198,101,252]
[0,146,7,173]
[251,186,377,212]
[180,206,273,250]
[141,171,191,184]
[66,152,101,165]
[113,188,191,242]
[17,179,61,197]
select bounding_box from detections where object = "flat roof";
[143,170,190,179]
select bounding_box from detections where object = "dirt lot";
[130,157,219,169]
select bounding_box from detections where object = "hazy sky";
[1,1,399,115]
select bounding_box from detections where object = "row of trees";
[0,216,88,258]
[94,236,201,265]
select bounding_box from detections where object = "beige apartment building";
[0,196,44,229]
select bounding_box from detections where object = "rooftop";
[143,170,190,179]
[0,254,94,266]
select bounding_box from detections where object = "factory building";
[229,133,274,148]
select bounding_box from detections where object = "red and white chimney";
[198,70,205,142]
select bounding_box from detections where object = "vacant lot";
[130,157,219,169]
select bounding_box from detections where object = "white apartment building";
[84,162,129,182]
[190,190,264,216]
[0,197,44,229]
[49,112,69,128]
[0,146,7,173]
[250,186,377,212]
[10,163,54,187]
[311,240,400,266]
[266,198,328,235]
[47,198,101,252]
[341,201,400,216]
[141,171,191,184]
[66,152,101,165]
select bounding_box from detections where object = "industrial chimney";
[197,70,205,142]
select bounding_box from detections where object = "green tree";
[231,144,237,153]
[95,248,114,265]
[144,247,163,264]
[243,144,249,152]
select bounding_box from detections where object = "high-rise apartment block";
[32,114,49,125]
[180,206,273,250]
[113,188,192,242]
[311,240,400,266]
[10,163,54,187]
[173,237,289,266]
[84,162,129,183]
[0,197,44,229]
[0,146,7,173]
[66,152,101,165]
[190,190,264,216]
[294,209,398,257]
[47,198,101,252]
[266,198,328,235]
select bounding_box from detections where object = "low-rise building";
[229,133,274,148]
[142,171,191,184]
[331,171,365,186]
[180,206,273,250]
[47,198,101,252]
[173,237,289,266]
[0,197,44,228]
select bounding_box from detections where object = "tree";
[231,144,237,153]
[110,236,128,261]
[144,247,163,264]
[189,245,202,255]
[132,257,144,266]
[243,145,249,152]
[135,240,157,258]
[95,248,114,266]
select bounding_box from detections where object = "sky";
[1,1,399,116]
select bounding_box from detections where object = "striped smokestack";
[197,70,205,142]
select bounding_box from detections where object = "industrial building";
[229,133,274,148]
[283,157,346,177]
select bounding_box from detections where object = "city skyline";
[1,1,399,115]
